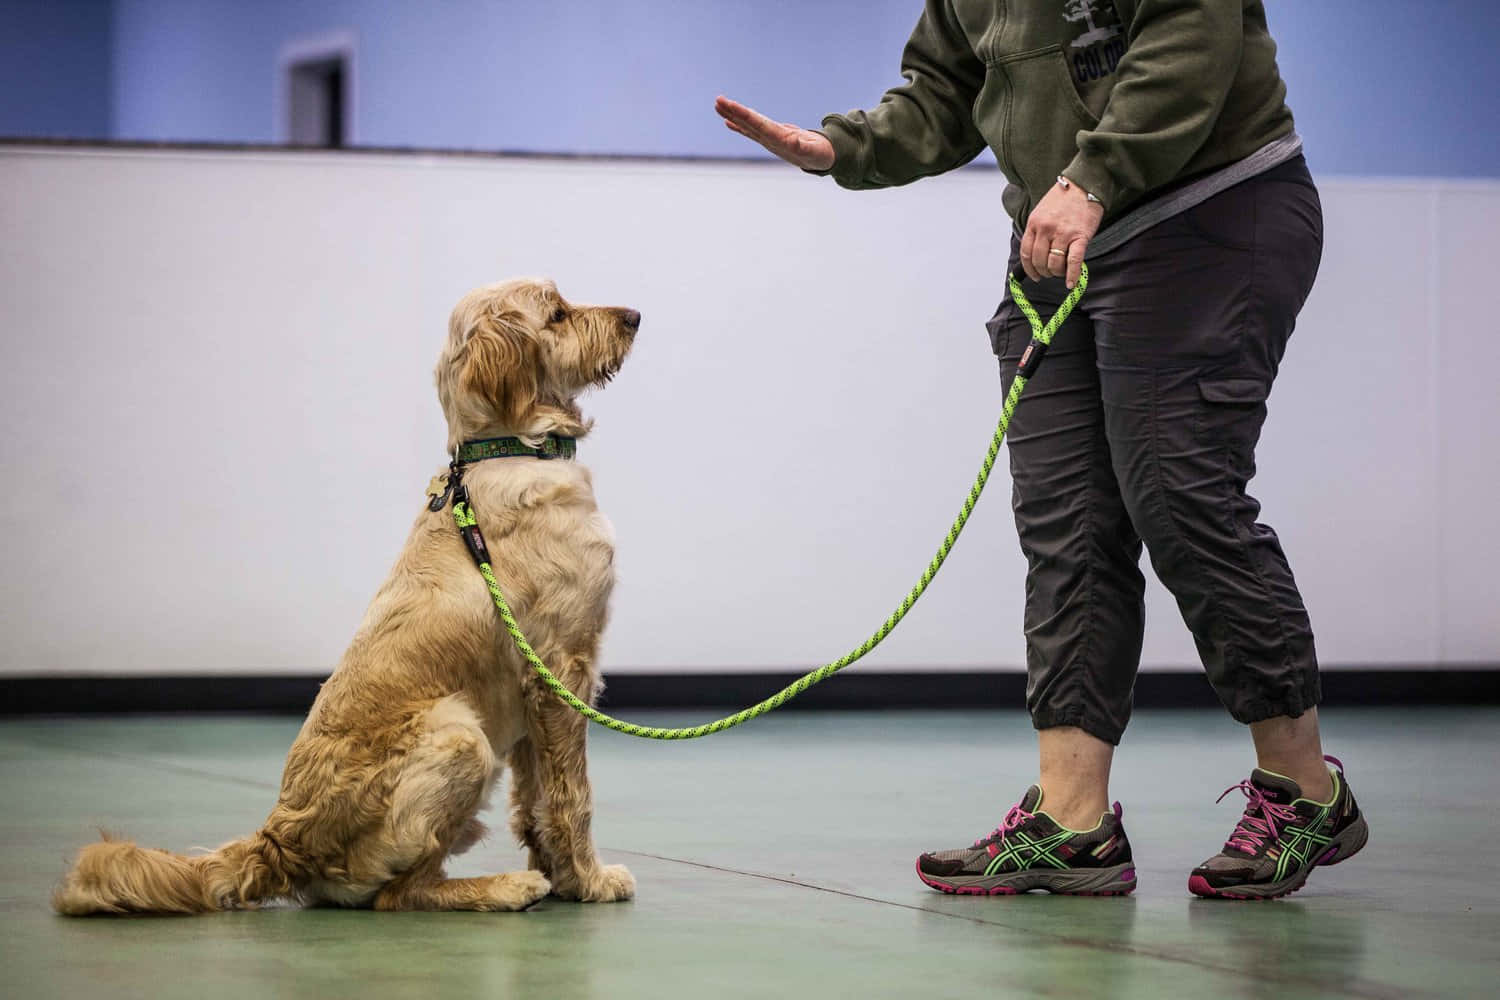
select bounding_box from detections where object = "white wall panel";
[1,147,1494,676]
[1434,186,1500,662]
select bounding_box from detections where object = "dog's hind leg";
[364,695,549,912]
[525,665,635,903]
[375,863,549,912]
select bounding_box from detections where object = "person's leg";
[912,257,1144,896]
[989,262,1146,818]
[1087,157,1364,897]
[1089,157,1326,754]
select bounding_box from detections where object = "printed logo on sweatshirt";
[1063,0,1125,85]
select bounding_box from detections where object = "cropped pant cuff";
[1032,706,1126,747]
[1224,671,1324,726]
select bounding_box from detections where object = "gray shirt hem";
[1080,132,1305,258]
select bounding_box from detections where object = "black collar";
[456,435,576,463]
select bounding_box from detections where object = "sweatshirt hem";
[1081,132,1304,258]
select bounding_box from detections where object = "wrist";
[809,116,867,184]
[805,131,835,171]
[1059,154,1118,213]
[1056,174,1102,205]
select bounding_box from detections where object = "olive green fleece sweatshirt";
[815,0,1295,230]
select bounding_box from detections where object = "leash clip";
[448,460,468,507]
[429,460,465,512]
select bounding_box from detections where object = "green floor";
[2,707,1495,999]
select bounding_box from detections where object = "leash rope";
[456,265,1087,739]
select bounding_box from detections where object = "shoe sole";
[1188,813,1369,901]
[917,860,1137,897]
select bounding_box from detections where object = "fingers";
[715,95,776,143]
[714,95,747,124]
[1024,223,1059,282]
[715,95,832,170]
[1021,237,1087,287]
[715,94,787,159]
[1065,237,1088,289]
[1035,235,1061,282]
[714,95,751,123]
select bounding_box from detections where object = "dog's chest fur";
[446,458,616,739]
[308,457,615,757]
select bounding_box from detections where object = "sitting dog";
[55,278,640,913]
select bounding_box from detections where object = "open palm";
[715,96,834,171]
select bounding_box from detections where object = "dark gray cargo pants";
[988,156,1324,745]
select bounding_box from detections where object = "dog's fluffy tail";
[53,831,298,916]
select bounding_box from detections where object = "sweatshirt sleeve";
[813,0,987,190]
[1062,0,1243,211]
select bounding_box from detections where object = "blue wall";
[104,0,918,153]
[1272,1,1500,178]
[6,1,1498,177]
[0,0,112,138]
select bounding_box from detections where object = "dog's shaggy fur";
[55,278,640,914]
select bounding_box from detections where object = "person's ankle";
[1298,768,1336,803]
[1036,787,1110,832]
[1261,762,1335,803]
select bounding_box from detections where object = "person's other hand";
[715,96,835,171]
[1020,179,1104,289]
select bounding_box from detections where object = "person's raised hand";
[715,96,834,171]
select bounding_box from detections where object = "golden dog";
[55,279,639,913]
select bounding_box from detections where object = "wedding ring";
[1048,249,1066,256]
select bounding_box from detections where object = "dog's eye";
[550,307,567,324]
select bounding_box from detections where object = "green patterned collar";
[456,435,576,463]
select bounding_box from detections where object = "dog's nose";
[621,309,641,331]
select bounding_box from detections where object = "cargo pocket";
[1198,378,1268,405]
[985,299,1014,359]
[1196,377,1271,480]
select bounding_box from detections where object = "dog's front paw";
[582,864,635,903]
[550,864,635,903]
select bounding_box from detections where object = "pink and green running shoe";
[915,786,1137,896]
[1189,754,1369,900]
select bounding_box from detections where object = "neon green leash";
[451,265,1088,739]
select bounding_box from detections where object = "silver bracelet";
[1056,174,1102,204]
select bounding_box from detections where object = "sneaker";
[915,786,1137,896]
[1189,754,1369,900]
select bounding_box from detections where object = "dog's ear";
[461,309,541,428]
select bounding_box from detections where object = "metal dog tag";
[426,474,452,511]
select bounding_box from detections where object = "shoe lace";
[973,802,1034,848]
[1216,780,1298,855]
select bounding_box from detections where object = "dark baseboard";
[3,669,1497,717]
